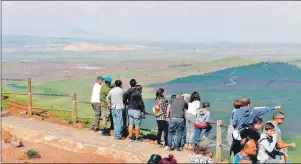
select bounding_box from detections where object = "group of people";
[228,98,296,164]
[90,75,296,163]
[153,89,213,152]
[90,76,146,142]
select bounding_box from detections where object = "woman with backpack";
[153,88,169,149]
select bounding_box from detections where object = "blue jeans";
[112,109,123,139]
[168,118,185,149]
[181,119,187,147]
[193,124,212,144]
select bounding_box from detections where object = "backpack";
[230,125,260,156]
[148,154,162,164]
[153,99,163,116]
[258,137,284,160]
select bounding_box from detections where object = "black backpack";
[230,125,260,156]
[147,154,162,164]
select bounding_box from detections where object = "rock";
[77,123,85,129]
[2,130,12,143]
[20,111,26,116]
[17,153,29,160]
[11,138,23,147]
[1,111,12,117]
[33,153,41,158]
[73,123,85,129]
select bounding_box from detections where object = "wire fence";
[2,77,230,161]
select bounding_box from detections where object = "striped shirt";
[155,98,167,121]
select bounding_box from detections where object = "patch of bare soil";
[4,99,89,130]
[58,44,136,51]
[1,130,124,163]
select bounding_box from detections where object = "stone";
[77,123,85,129]
[17,153,29,160]
[11,138,23,147]
[20,111,26,116]
[1,111,12,117]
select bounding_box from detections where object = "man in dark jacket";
[123,79,146,143]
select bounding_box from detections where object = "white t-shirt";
[187,100,201,116]
[90,83,102,103]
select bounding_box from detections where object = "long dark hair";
[189,91,201,103]
[155,88,165,100]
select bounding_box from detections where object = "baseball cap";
[96,76,104,80]
[104,77,112,83]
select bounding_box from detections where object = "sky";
[2,1,301,43]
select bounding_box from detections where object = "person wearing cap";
[100,77,115,136]
[90,76,104,132]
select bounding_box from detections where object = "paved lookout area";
[2,116,193,163]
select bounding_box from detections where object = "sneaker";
[177,147,183,151]
[202,136,207,141]
[164,146,169,150]
[134,138,142,143]
[129,137,135,142]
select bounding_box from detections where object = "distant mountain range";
[2,34,301,54]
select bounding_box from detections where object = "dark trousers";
[156,120,169,146]
[109,110,114,130]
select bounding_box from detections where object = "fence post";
[72,93,77,124]
[26,78,32,116]
[216,120,222,162]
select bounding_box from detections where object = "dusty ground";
[2,130,124,163]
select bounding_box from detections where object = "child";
[257,122,287,163]
[193,102,212,144]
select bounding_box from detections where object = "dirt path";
[1,130,124,163]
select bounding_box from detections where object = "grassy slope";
[282,135,301,162]
[2,57,260,118]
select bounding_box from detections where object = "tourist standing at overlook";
[106,80,125,140]
[232,98,281,130]
[90,76,104,132]
[166,93,188,151]
[185,91,201,150]
[123,80,146,143]
[258,122,287,163]
[227,100,242,146]
[265,112,296,161]
[193,102,212,144]
[231,116,263,157]
[154,88,169,149]
[100,77,115,136]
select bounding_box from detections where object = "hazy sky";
[3,1,301,43]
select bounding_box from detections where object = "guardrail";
[2,77,229,161]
